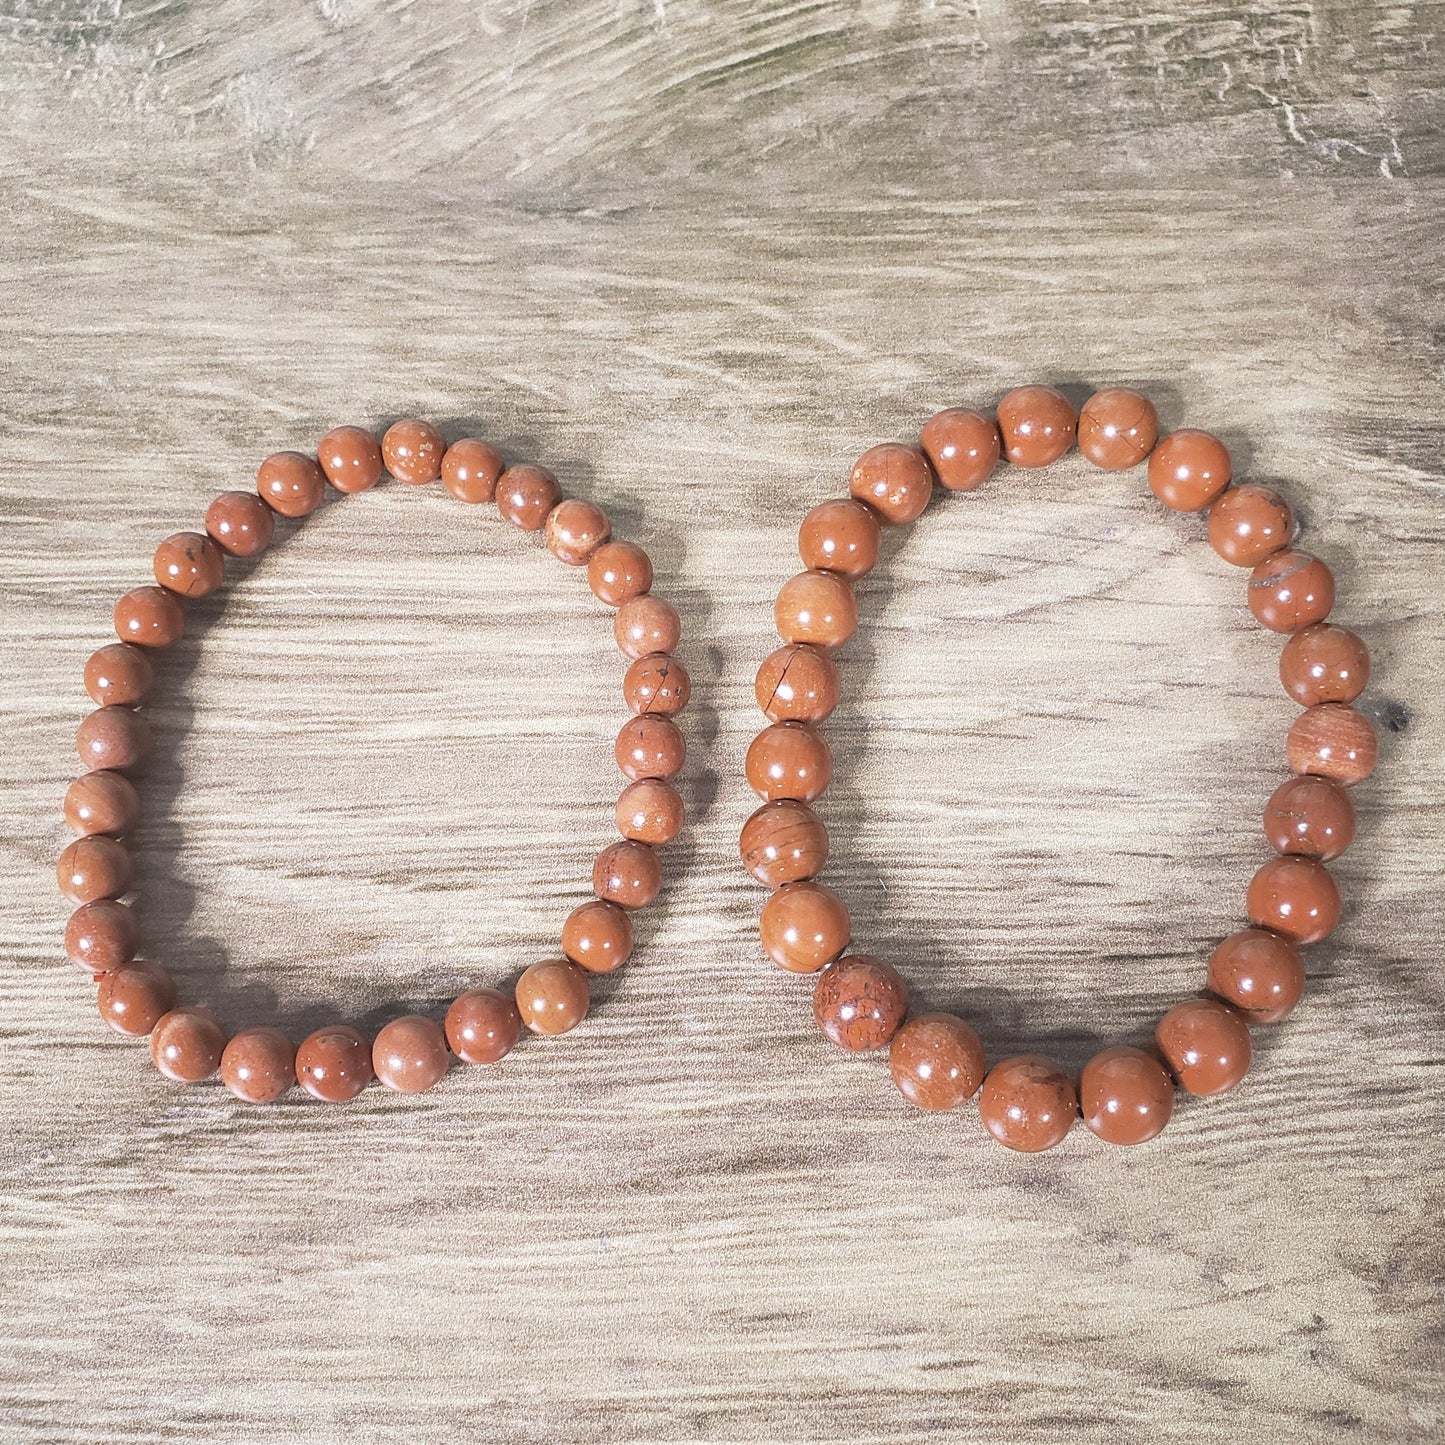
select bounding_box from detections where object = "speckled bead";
[1279,623,1370,706]
[544,498,610,565]
[997,385,1076,468]
[114,586,184,649]
[798,498,882,579]
[919,407,1001,491]
[205,490,275,557]
[64,770,141,837]
[57,835,131,904]
[438,437,505,504]
[615,779,685,846]
[296,1025,374,1103]
[445,989,523,1064]
[1287,704,1378,787]
[257,450,326,517]
[381,419,445,485]
[1208,485,1294,567]
[1246,856,1341,945]
[615,595,681,660]
[588,542,653,607]
[372,1015,450,1094]
[622,653,690,716]
[889,1012,985,1110]
[812,955,908,1051]
[96,959,176,1036]
[77,707,149,774]
[745,722,832,803]
[1263,774,1355,860]
[1147,430,1231,511]
[220,1027,297,1103]
[615,715,686,781]
[759,880,850,973]
[1207,928,1305,1023]
[515,959,589,1036]
[83,643,154,708]
[740,799,828,886]
[65,899,140,974]
[755,644,840,724]
[153,532,224,598]
[1077,388,1158,470]
[978,1055,1077,1153]
[317,425,384,494]
[1155,998,1252,1096]
[151,1006,227,1084]
[1247,550,1335,633]
[561,899,634,973]
[496,463,562,530]
[1079,1046,1174,1146]
[774,570,857,651]
[592,839,662,909]
[849,443,935,524]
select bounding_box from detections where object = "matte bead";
[740,799,828,886]
[153,532,224,599]
[151,1006,227,1084]
[813,955,908,1051]
[615,595,681,660]
[775,570,857,651]
[1147,430,1231,511]
[84,643,153,708]
[57,836,131,904]
[1246,856,1340,945]
[1288,704,1378,786]
[114,585,184,648]
[1208,485,1294,567]
[745,721,832,803]
[64,770,141,836]
[317,425,384,494]
[615,715,686,782]
[1279,623,1370,706]
[496,464,562,529]
[296,1025,373,1102]
[440,437,506,503]
[544,498,610,565]
[588,542,653,607]
[760,881,850,974]
[66,899,140,974]
[516,959,589,1036]
[220,1027,296,1103]
[1156,998,1251,1097]
[919,407,1001,491]
[205,490,275,557]
[997,385,1076,467]
[849,443,934,524]
[257,450,326,517]
[372,1015,450,1094]
[77,707,149,774]
[1077,388,1159,470]
[593,840,662,909]
[622,653,691,716]
[1207,928,1305,1023]
[889,1012,985,1110]
[755,644,840,724]
[798,498,881,579]
[615,779,685,846]
[1079,1046,1174,1146]
[445,989,522,1064]
[978,1055,1077,1153]
[1263,774,1356,860]
[381,419,445,485]
[97,959,176,1036]
[561,899,634,974]
[1247,550,1335,633]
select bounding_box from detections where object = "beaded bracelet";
[61,420,689,1102]
[740,386,1376,1151]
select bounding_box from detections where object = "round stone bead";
[1247,550,1335,633]
[66,899,140,974]
[84,643,153,708]
[205,490,275,557]
[372,1015,450,1094]
[745,722,832,803]
[1288,704,1378,786]
[755,644,839,724]
[296,1025,373,1102]
[978,1055,1077,1153]
[114,586,184,649]
[496,464,562,530]
[1156,998,1251,1096]
[759,881,850,973]
[257,450,326,517]
[997,385,1076,467]
[57,836,131,904]
[153,532,224,598]
[615,595,681,661]
[1079,1046,1175,1146]
[77,707,149,774]
[1208,485,1294,567]
[919,407,1001,491]
[593,840,662,909]
[1246,856,1340,945]
[615,779,685,846]
[1207,928,1305,1023]
[622,653,690,716]
[1077,387,1159,470]
[445,989,522,1064]
[775,570,857,651]
[798,499,881,579]
[1264,774,1356,860]
[889,1012,986,1111]
[849,443,935,524]
[439,437,505,503]
[381,419,445,485]
[97,960,176,1036]
[615,715,686,782]
[544,498,610,565]
[516,959,589,1036]
[561,899,634,974]
[317,425,384,494]
[740,799,828,886]
[1280,623,1370,706]
[588,542,653,607]
[151,1006,227,1084]
[1147,430,1232,511]
[813,955,908,1051]
[64,770,141,837]
[220,1027,296,1103]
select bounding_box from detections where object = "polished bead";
[1246,856,1340,945]
[83,643,153,708]
[296,1025,373,1102]
[561,899,635,973]
[615,779,685,845]
[593,840,662,908]
[997,385,1076,468]
[1077,388,1159,470]
[798,498,881,579]
[114,585,184,648]
[919,406,1001,491]
[516,959,589,1036]
[889,1012,985,1111]
[775,570,857,651]
[1147,429,1231,511]
[381,418,445,485]
[372,1015,450,1094]
[64,770,140,837]
[978,1055,1077,1153]
[849,443,934,524]
[220,1027,296,1103]
[544,498,610,565]
[588,542,653,607]
[151,1006,227,1084]
[1156,998,1251,1096]
[1280,623,1370,706]
[66,899,140,974]
[77,706,149,774]
[496,463,562,529]
[755,644,840,724]
[317,425,384,494]
[257,450,326,517]
[813,955,908,1051]
[760,881,850,973]
[57,836,131,904]
[1288,704,1378,786]
[1207,928,1305,1023]
[205,490,275,557]
[438,437,505,503]
[615,595,681,660]
[1264,774,1356,860]
[1247,550,1335,633]
[1079,1046,1174,1145]
[445,989,523,1064]
[97,959,176,1036]
[740,799,828,886]
[1208,485,1294,567]
[615,715,686,782]
[153,532,224,599]
[745,722,832,803]
[622,652,690,716]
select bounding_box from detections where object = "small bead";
[544,498,610,565]
[745,721,832,803]
[440,437,506,504]
[812,955,908,1051]
[1247,550,1335,633]
[978,1055,1077,1153]
[798,498,881,579]
[445,989,523,1064]
[1246,855,1340,945]
[257,450,326,517]
[151,1006,227,1084]
[220,1027,296,1103]
[1156,998,1252,1096]
[66,899,140,974]
[755,644,839,724]
[64,770,141,836]
[615,715,686,782]
[317,426,384,494]
[496,463,562,529]
[372,1015,450,1094]
[561,899,635,973]
[296,1025,373,1102]
[1287,704,1378,787]
[1279,623,1370,706]
[97,960,176,1036]
[153,531,224,598]
[57,836,131,904]
[77,706,149,774]
[516,959,589,1036]
[997,385,1076,468]
[740,799,828,886]
[1147,430,1232,511]
[889,1012,985,1111]
[1076,388,1159,470]
[1263,774,1356,860]
[849,443,935,524]
[919,407,1001,491]
[205,490,275,557]
[775,570,857,651]
[622,653,691,716]
[759,881,850,973]
[381,419,445,485]
[114,585,184,648]
[615,779,685,845]
[84,643,153,708]
[588,542,653,607]
[593,839,663,908]
[615,595,681,660]
[1208,485,1294,567]
[1079,1046,1174,1145]
[1207,928,1305,1023]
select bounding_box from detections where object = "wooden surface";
[2,2,1443,1441]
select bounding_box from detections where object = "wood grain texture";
[1,1,1443,1440]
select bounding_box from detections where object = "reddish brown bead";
[615,779,685,846]
[623,653,690,716]
[440,437,506,504]
[1280,623,1370,706]
[849,443,935,525]
[1246,856,1341,945]
[57,836,131,904]
[77,706,149,775]
[997,385,1077,468]
[381,419,445,485]
[153,532,224,598]
[296,1025,373,1102]
[889,1012,986,1111]
[919,407,1001,491]
[1156,998,1251,1097]
[1207,928,1305,1023]
[775,570,857,651]
[593,840,663,909]
[64,770,141,837]
[1264,774,1356,860]
[979,1055,1077,1153]
[1077,388,1159,470]
[561,899,635,974]
[66,899,140,974]
[114,586,184,649]
[1288,704,1378,786]
[755,644,840,724]
[740,799,828,887]
[813,955,908,1052]
[372,1015,450,1094]
[220,1027,296,1103]
[615,595,681,661]
[1208,485,1294,567]
[615,715,686,782]
[83,643,153,708]
[497,463,562,529]
[760,881,850,974]
[205,490,275,557]
[588,542,653,607]
[1247,550,1335,633]
[745,722,832,803]
[257,450,326,517]
[1147,429,1231,511]
[544,498,610,565]
[516,959,589,1036]
[445,989,522,1064]
[317,426,384,494]
[97,960,176,1036]
[798,498,881,579]
[151,1006,227,1084]
[1079,1046,1174,1146]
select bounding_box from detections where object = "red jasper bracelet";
[62,420,689,1102]
[741,385,1377,1151]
